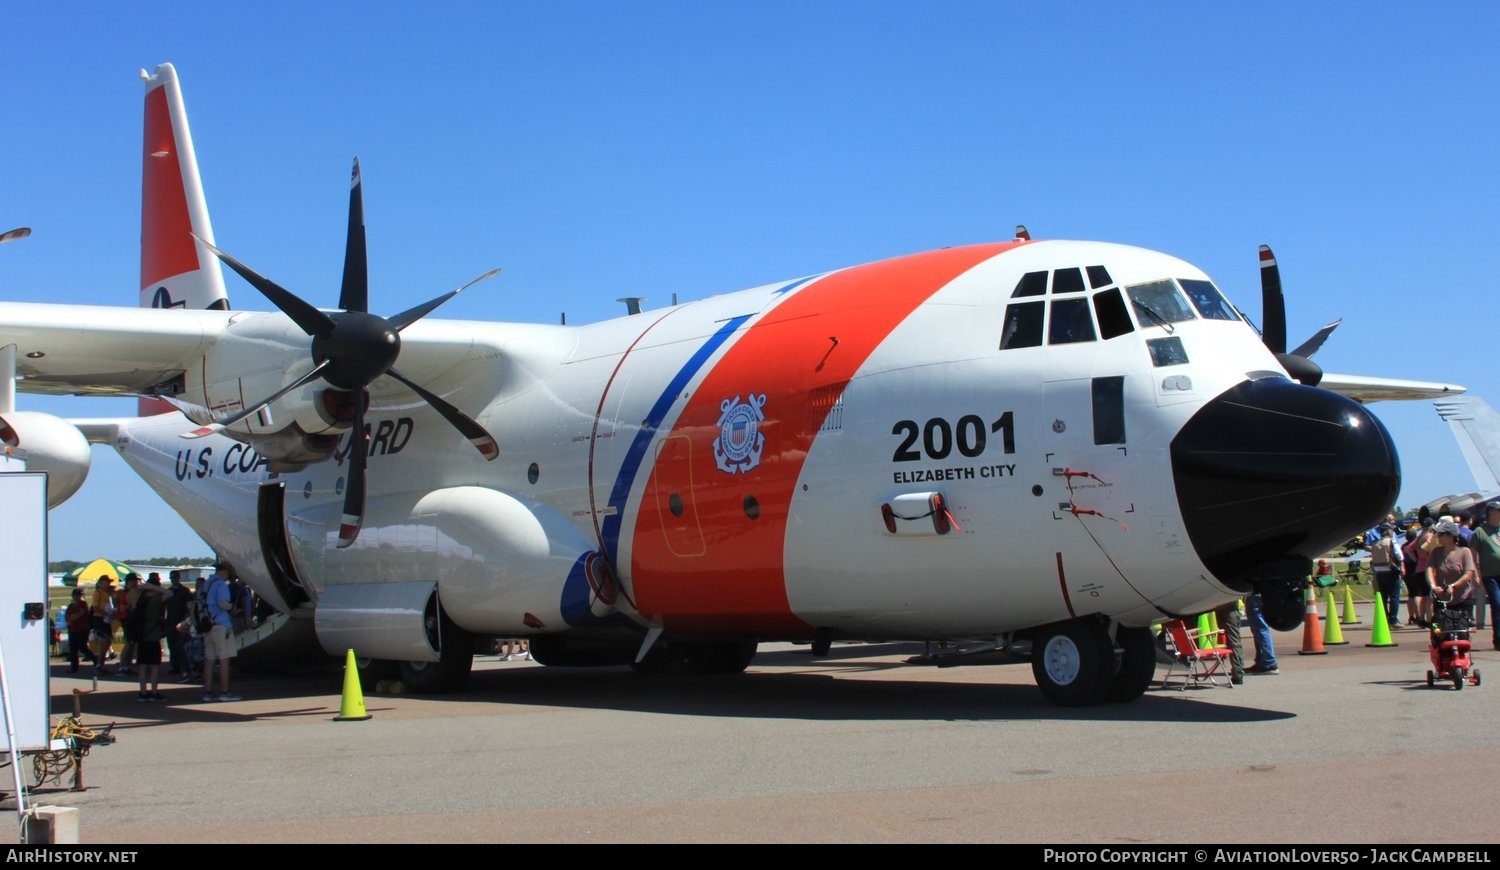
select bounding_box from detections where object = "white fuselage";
[112,240,1292,641]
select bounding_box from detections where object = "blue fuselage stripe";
[600,314,752,562]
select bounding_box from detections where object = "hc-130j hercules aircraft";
[0,64,1467,706]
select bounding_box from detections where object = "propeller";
[1258,244,1340,387]
[186,158,500,547]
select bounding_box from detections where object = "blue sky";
[3,3,1498,560]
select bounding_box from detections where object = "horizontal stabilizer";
[1317,373,1465,404]
[1435,396,1500,492]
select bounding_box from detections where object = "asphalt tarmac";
[4,602,1498,844]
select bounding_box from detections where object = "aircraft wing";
[0,302,233,396]
[1317,372,1467,403]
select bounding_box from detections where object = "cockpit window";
[1179,279,1240,321]
[1093,288,1133,339]
[1147,336,1189,367]
[1086,265,1113,289]
[1000,301,1045,349]
[1052,268,1086,294]
[1048,298,1096,344]
[1126,280,1197,326]
[1012,271,1048,298]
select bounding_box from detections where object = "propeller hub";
[312,311,401,391]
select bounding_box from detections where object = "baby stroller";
[1427,595,1481,690]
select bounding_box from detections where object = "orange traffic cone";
[1298,585,1327,655]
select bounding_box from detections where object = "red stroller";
[1428,595,1481,690]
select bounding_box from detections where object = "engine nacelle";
[186,312,348,443]
[0,411,91,507]
[412,486,613,635]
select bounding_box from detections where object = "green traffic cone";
[1323,589,1348,645]
[335,648,373,721]
[1341,583,1361,624]
[1197,612,1216,649]
[1365,592,1398,647]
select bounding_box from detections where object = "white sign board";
[0,472,50,750]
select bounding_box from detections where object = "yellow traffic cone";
[335,649,372,721]
[1197,612,1216,649]
[1341,584,1361,624]
[1323,589,1348,645]
[1365,592,1398,648]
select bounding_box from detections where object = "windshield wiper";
[1132,302,1176,334]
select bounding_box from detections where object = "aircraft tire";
[632,640,759,675]
[396,611,475,693]
[1031,619,1111,707]
[1102,626,1156,703]
[683,640,758,674]
[356,657,397,691]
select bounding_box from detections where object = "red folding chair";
[1161,618,1233,689]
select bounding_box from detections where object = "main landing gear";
[1030,617,1153,706]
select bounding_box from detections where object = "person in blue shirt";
[201,564,241,702]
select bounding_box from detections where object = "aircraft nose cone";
[1170,377,1399,588]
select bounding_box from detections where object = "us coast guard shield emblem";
[714,393,767,474]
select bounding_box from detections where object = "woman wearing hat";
[1470,503,1500,650]
[1426,520,1480,628]
[88,577,116,674]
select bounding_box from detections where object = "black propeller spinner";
[1258,244,1340,387]
[187,158,500,548]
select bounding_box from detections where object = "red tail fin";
[138,63,228,416]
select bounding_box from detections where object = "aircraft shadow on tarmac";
[50,643,1296,727]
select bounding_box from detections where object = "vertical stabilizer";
[1435,396,1500,493]
[140,63,228,312]
[139,63,228,416]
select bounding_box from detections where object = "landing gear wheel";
[1031,619,1111,707]
[683,640,758,674]
[632,640,759,674]
[396,606,474,693]
[356,657,397,692]
[1427,670,1436,688]
[1453,667,1465,691]
[1103,626,1156,703]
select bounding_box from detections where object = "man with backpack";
[131,575,168,702]
[1368,524,1403,627]
[200,564,240,702]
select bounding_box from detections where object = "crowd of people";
[1364,503,1495,649]
[1180,502,1496,687]
[62,562,253,703]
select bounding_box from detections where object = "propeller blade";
[180,361,331,439]
[338,399,368,548]
[0,227,31,245]
[387,367,499,459]
[1258,244,1287,354]
[1288,318,1342,359]
[338,159,369,314]
[195,234,335,337]
[388,268,502,332]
